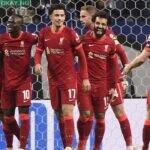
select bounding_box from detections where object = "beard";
[94,27,106,39]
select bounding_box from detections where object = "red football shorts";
[78,82,109,113]
[77,83,93,112]
[49,81,77,110]
[1,79,31,109]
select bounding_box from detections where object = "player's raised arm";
[123,49,150,76]
[123,36,150,75]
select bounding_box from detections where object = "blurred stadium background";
[0,0,149,99]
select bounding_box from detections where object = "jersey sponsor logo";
[46,47,64,55]
[4,49,10,56]
[88,51,94,59]
[59,37,64,45]
[4,49,26,56]
[88,51,106,59]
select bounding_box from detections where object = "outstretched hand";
[120,64,131,81]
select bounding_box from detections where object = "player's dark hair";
[48,4,65,15]
[92,11,111,26]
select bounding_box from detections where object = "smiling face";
[49,9,65,28]
[93,17,108,39]
[7,15,23,36]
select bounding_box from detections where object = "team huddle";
[0,3,150,150]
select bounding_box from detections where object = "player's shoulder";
[0,33,8,38]
[106,31,120,45]
[106,28,114,35]
[82,30,92,40]
[106,29,117,39]
[63,26,73,31]
[105,33,115,42]
[63,26,77,35]
[21,32,37,44]
[23,32,37,39]
[0,33,9,43]
[39,26,50,34]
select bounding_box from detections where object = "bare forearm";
[129,57,144,70]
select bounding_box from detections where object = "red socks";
[3,116,20,140]
[118,115,132,146]
[3,114,30,149]
[142,120,150,150]
[94,119,105,150]
[2,125,13,148]
[59,116,75,148]
[77,116,94,149]
[19,114,30,149]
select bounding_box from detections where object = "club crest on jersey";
[59,37,64,45]
[20,41,24,47]
[4,49,10,56]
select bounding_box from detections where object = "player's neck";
[51,25,64,33]
[89,24,94,30]
[10,31,21,38]
[9,31,22,39]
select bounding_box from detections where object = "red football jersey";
[106,28,115,37]
[0,32,37,90]
[106,28,128,83]
[36,26,81,84]
[108,54,122,84]
[106,28,128,65]
[82,31,116,84]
